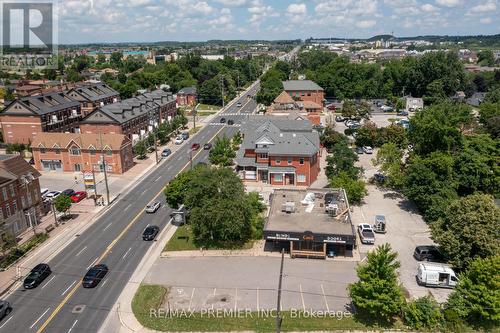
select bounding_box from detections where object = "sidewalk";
[0,122,204,297]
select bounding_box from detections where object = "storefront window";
[274,174,283,182]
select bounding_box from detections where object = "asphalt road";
[0,82,260,333]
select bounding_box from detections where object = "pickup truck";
[358,224,375,244]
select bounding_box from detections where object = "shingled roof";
[32,133,130,151]
[273,91,295,104]
[282,80,324,91]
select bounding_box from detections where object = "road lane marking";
[67,319,78,333]
[87,257,98,270]
[61,281,77,296]
[0,316,12,329]
[122,247,132,259]
[75,246,87,257]
[300,284,306,311]
[41,275,56,290]
[188,288,195,310]
[124,204,132,211]
[36,125,227,333]
[321,284,330,312]
[103,222,113,231]
[30,307,50,329]
[100,279,108,288]
[154,176,161,182]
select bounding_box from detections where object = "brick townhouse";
[267,91,322,124]
[31,133,133,174]
[235,116,320,186]
[176,87,197,107]
[0,155,42,239]
[79,90,176,143]
[283,80,325,106]
[0,82,120,144]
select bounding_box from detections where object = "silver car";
[0,300,12,320]
[145,201,161,213]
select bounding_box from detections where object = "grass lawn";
[133,285,373,332]
[197,111,218,116]
[164,225,254,252]
[198,104,221,111]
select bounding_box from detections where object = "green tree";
[97,54,107,64]
[478,102,500,138]
[133,140,147,159]
[478,50,495,67]
[372,143,405,188]
[163,168,198,209]
[403,296,443,330]
[330,172,367,205]
[485,88,500,103]
[341,100,357,119]
[446,255,500,329]
[349,243,405,323]
[110,52,123,68]
[355,122,379,147]
[320,127,348,152]
[431,194,500,269]
[325,143,361,179]
[53,195,72,216]
[209,136,236,167]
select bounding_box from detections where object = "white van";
[416,263,458,288]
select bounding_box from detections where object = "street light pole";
[193,103,200,131]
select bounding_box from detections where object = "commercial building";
[79,90,176,144]
[405,96,424,112]
[235,116,320,186]
[0,155,42,239]
[283,80,325,106]
[267,91,322,124]
[264,188,356,259]
[176,87,197,107]
[31,133,133,174]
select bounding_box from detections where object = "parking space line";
[41,275,56,290]
[30,307,50,329]
[0,316,12,329]
[320,284,330,312]
[75,246,87,257]
[234,288,238,311]
[122,247,132,259]
[67,319,78,333]
[61,281,77,296]
[299,284,306,311]
[87,257,98,270]
[188,288,195,310]
[256,287,260,311]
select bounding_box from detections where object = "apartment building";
[283,80,325,106]
[235,116,320,186]
[79,90,176,143]
[31,133,133,174]
[0,155,42,239]
[65,82,120,116]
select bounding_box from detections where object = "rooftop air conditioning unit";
[282,201,295,214]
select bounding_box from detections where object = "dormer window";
[70,146,81,155]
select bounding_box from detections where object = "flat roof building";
[264,188,356,259]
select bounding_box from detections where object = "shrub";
[403,296,443,330]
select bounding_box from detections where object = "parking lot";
[144,257,357,312]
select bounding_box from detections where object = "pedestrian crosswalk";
[208,123,242,127]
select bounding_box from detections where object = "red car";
[71,191,87,203]
[326,104,336,111]
[191,143,200,150]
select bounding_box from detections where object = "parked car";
[161,148,172,157]
[416,263,458,288]
[23,263,51,289]
[357,224,375,244]
[174,136,184,145]
[191,143,200,150]
[142,225,160,241]
[220,117,226,123]
[363,146,373,154]
[0,300,12,320]
[413,245,446,262]
[355,147,364,154]
[44,191,61,200]
[227,119,234,125]
[236,102,242,107]
[381,105,393,112]
[181,132,189,140]
[61,189,76,197]
[326,104,336,111]
[203,143,212,150]
[145,201,161,213]
[373,215,387,234]
[373,173,387,183]
[335,116,345,122]
[40,188,49,198]
[82,264,108,288]
[71,191,87,203]
[312,124,324,131]
[397,110,409,116]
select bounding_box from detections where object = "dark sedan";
[142,225,160,241]
[203,143,212,150]
[82,264,109,288]
[61,189,75,197]
[23,263,51,289]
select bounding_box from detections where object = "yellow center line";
[36,125,227,333]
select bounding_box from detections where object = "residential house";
[176,87,197,107]
[235,116,321,187]
[267,91,322,124]
[466,92,486,107]
[452,91,466,102]
[283,80,325,106]
[79,90,176,144]
[0,155,42,239]
[405,96,424,112]
[31,133,133,174]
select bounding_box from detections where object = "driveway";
[144,257,357,312]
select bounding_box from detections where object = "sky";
[56,0,500,44]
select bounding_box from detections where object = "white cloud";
[435,0,461,8]
[480,17,492,23]
[287,3,307,15]
[470,2,496,13]
[421,3,438,12]
[356,19,376,28]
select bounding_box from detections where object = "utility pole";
[99,131,110,206]
[51,202,58,227]
[276,249,285,333]
[193,103,200,130]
